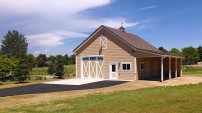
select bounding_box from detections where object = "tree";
[197,46,202,61]
[24,54,36,70]
[14,58,30,82]
[182,46,200,64]
[169,48,181,55]
[55,55,64,78]
[1,30,28,58]
[64,54,69,65]
[0,55,17,81]
[36,54,47,67]
[69,54,76,64]
[158,47,168,53]
[48,62,55,75]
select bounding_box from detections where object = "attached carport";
[132,49,183,81]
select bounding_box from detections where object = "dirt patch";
[0,74,202,109]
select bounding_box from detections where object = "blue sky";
[0,0,201,56]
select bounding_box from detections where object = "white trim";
[140,62,145,71]
[81,55,104,79]
[169,57,171,79]
[180,59,182,76]
[134,57,137,80]
[175,58,177,78]
[121,62,132,71]
[109,62,118,79]
[161,57,164,82]
[100,35,107,49]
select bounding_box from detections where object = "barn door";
[82,56,104,78]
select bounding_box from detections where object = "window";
[90,57,96,60]
[82,56,104,61]
[140,62,145,71]
[97,57,104,61]
[83,57,89,61]
[100,35,107,49]
[121,62,131,71]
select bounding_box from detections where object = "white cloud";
[139,5,157,10]
[0,0,111,17]
[28,31,88,47]
[0,0,138,56]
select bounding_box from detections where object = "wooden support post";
[161,57,164,82]
[180,58,182,77]
[134,57,137,80]
[169,57,171,79]
[175,58,177,78]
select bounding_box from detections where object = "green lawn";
[182,66,202,74]
[1,83,202,113]
[29,64,75,76]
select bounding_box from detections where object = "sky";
[0,0,202,56]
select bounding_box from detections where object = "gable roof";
[73,25,182,57]
[103,25,162,54]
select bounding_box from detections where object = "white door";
[110,63,118,79]
[82,56,104,78]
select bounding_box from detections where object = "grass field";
[29,64,75,76]
[0,83,202,113]
[182,66,202,74]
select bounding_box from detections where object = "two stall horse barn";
[73,25,183,81]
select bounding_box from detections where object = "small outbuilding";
[73,25,183,81]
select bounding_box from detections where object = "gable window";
[140,62,145,71]
[121,62,131,71]
[100,35,107,49]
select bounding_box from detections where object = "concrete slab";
[43,78,104,85]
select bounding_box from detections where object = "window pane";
[83,57,89,61]
[90,57,96,60]
[97,57,103,61]
[141,64,144,70]
[122,64,126,70]
[112,65,116,72]
[127,64,130,70]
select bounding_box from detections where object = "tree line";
[0,30,75,82]
[0,30,201,82]
[158,46,202,64]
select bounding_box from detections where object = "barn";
[73,25,183,81]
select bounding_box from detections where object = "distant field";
[29,64,75,76]
[1,83,202,113]
[182,66,202,74]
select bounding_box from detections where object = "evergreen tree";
[48,62,55,75]
[14,58,30,82]
[55,55,64,78]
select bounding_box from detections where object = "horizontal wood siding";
[137,57,161,79]
[76,28,135,80]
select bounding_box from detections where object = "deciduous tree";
[1,30,28,58]
[182,46,199,64]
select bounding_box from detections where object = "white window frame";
[100,35,107,49]
[121,62,131,71]
[140,62,145,71]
